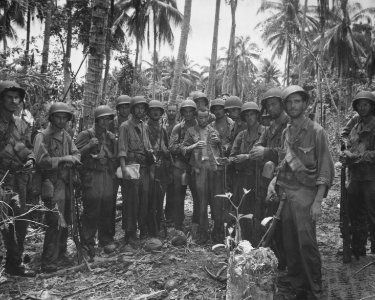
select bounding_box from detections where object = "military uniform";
[34,103,81,272]
[75,106,117,252]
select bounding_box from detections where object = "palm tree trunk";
[168,0,192,105]
[286,39,291,85]
[132,38,140,95]
[63,0,73,103]
[228,0,237,95]
[2,1,7,65]
[83,0,110,128]
[152,12,157,100]
[298,0,308,85]
[24,1,31,72]
[207,0,221,100]
[102,0,114,103]
[41,0,53,73]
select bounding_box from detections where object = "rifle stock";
[340,164,352,263]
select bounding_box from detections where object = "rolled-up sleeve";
[118,123,129,158]
[33,133,60,170]
[315,128,335,188]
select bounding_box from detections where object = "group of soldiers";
[1,78,375,299]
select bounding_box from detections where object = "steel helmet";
[116,95,131,109]
[192,91,209,106]
[241,102,260,114]
[48,102,73,121]
[210,98,225,112]
[148,100,165,114]
[352,91,375,111]
[130,96,148,113]
[260,87,283,107]
[94,105,115,120]
[0,81,26,101]
[282,85,309,103]
[180,99,197,114]
[224,96,242,110]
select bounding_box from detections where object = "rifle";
[257,192,286,248]
[253,160,263,245]
[340,142,353,263]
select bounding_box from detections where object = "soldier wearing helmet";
[33,102,81,273]
[110,95,131,135]
[229,102,265,244]
[181,107,222,244]
[191,91,216,123]
[146,100,171,236]
[0,81,35,276]
[340,91,375,258]
[75,105,117,257]
[249,87,289,270]
[169,99,199,233]
[118,96,153,245]
[225,96,247,141]
[268,85,334,299]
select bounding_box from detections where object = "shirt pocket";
[296,145,315,168]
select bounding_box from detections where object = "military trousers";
[81,169,115,247]
[281,185,322,299]
[122,166,150,236]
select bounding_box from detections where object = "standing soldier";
[269,85,334,300]
[182,108,222,244]
[192,91,215,123]
[340,91,375,258]
[164,104,178,223]
[229,102,265,245]
[147,100,170,236]
[210,98,234,242]
[118,96,152,244]
[0,81,35,276]
[249,87,289,269]
[169,100,198,232]
[75,105,117,257]
[109,95,131,135]
[34,102,81,273]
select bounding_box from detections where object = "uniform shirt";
[0,114,34,172]
[211,116,234,157]
[118,118,151,165]
[147,121,169,157]
[230,123,265,173]
[230,119,247,145]
[255,114,289,164]
[165,119,177,139]
[347,115,375,181]
[277,117,334,190]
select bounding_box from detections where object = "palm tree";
[256,0,319,84]
[168,0,192,105]
[40,0,53,73]
[82,0,110,128]
[259,59,281,84]
[0,0,26,64]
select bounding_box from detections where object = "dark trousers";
[347,180,375,253]
[281,185,322,299]
[148,165,165,236]
[165,180,174,222]
[122,167,150,235]
[1,173,30,270]
[81,169,115,247]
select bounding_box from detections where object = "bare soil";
[1,171,375,300]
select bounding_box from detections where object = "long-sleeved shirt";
[211,116,234,157]
[255,114,289,164]
[277,117,334,191]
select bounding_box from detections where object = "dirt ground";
[1,170,375,300]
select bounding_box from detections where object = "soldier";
[164,104,178,223]
[147,100,170,236]
[340,91,375,258]
[169,100,199,231]
[0,81,35,276]
[269,85,334,300]
[118,96,152,244]
[192,91,215,123]
[224,96,247,140]
[110,95,131,135]
[182,108,222,244]
[229,102,265,245]
[209,98,234,242]
[34,102,81,273]
[250,87,289,269]
[75,105,117,257]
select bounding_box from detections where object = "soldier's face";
[1,90,21,113]
[149,107,163,121]
[51,112,70,129]
[166,107,177,120]
[285,93,307,119]
[97,116,112,130]
[195,98,208,109]
[181,107,195,121]
[356,99,373,118]
[133,104,146,120]
[265,98,282,119]
[227,108,241,120]
[243,111,258,127]
[211,106,225,119]
[118,104,130,118]
[197,111,209,127]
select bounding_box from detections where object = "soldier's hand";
[62,155,81,166]
[310,201,322,221]
[121,166,131,180]
[210,135,220,144]
[233,154,249,163]
[23,159,35,170]
[89,137,99,147]
[194,140,206,149]
[249,146,265,160]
